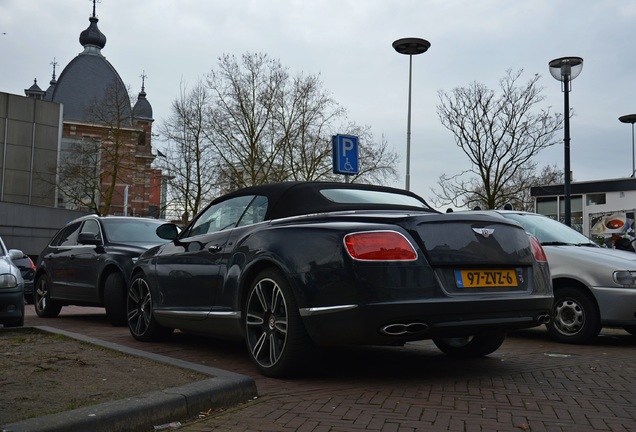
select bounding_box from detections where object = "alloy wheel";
[245,277,289,369]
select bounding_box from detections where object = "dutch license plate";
[454,269,518,288]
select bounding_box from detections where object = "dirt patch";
[0,327,208,425]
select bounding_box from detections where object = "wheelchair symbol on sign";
[344,160,353,171]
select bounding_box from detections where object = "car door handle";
[208,245,223,253]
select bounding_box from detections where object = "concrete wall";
[0,202,88,258]
[0,91,60,207]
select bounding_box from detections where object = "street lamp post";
[549,56,583,227]
[619,114,636,177]
[393,37,430,191]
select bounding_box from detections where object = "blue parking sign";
[332,134,359,175]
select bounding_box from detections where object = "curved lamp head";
[393,38,431,56]
[549,56,583,82]
[619,114,636,125]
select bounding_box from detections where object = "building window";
[536,195,584,232]
[137,131,146,146]
[536,197,558,219]
[587,193,606,205]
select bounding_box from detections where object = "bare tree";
[458,163,563,211]
[56,137,102,212]
[204,52,399,189]
[56,81,135,215]
[205,53,286,188]
[156,80,220,224]
[433,69,562,209]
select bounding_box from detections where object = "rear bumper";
[301,296,553,346]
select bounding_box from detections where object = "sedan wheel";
[244,269,313,377]
[33,274,62,318]
[433,331,506,357]
[547,287,600,344]
[127,274,173,342]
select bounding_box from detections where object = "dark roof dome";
[45,12,131,124]
[79,16,106,49]
[133,88,153,120]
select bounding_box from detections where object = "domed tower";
[132,72,154,147]
[22,1,161,217]
[44,6,131,124]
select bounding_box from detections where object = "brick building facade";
[24,4,162,217]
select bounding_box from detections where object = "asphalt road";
[23,305,636,432]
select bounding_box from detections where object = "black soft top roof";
[212,181,436,220]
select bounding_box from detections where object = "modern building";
[531,177,636,245]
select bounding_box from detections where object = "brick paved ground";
[23,306,636,432]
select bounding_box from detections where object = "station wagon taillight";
[344,231,417,261]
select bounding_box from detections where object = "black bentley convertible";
[127,182,553,377]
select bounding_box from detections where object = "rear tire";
[244,268,315,377]
[104,272,127,326]
[127,274,173,341]
[433,331,506,357]
[34,274,62,318]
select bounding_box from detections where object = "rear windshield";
[320,189,430,209]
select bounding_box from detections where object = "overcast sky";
[2,0,635,207]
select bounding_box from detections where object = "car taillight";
[529,235,547,262]
[344,231,417,261]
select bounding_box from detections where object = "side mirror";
[77,232,102,245]
[8,249,24,261]
[156,223,180,240]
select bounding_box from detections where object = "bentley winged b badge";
[472,227,495,238]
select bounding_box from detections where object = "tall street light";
[393,37,430,191]
[619,114,636,177]
[549,56,583,227]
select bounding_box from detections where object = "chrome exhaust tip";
[380,322,428,336]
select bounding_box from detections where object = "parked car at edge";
[13,253,35,304]
[34,215,173,326]
[0,235,25,327]
[126,181,553,377]
[478,210,636,344]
